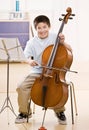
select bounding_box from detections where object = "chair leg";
[33,103,35,114]
[27,99,31,122]
[69,83,74,124]
[70,82,78,116]
[27,99,36,122]
[69,81,78,124]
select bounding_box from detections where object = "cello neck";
[46,19,65,68]
[46,7,73,68]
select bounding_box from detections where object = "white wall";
[0,0,88,58]
[0,0,89,90]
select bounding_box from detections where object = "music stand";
[0,38,26,116]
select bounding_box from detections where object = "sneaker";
[55,111,67,125]
[15,113,32,124]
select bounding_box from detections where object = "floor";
[0,62,89,130]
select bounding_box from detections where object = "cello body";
[31,43,73,108]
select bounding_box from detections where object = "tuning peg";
[59,18,63,21]
[71,14,75,16]
[69,17,73,19]
[61,14,65,16]
[62,14,75,17]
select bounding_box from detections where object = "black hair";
[33,15,51,29]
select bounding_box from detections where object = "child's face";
[36,22,50,39]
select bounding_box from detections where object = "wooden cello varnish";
[31,7,74,109]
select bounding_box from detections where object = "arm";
[59,33,72,53]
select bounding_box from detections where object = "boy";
[15,15,67,125]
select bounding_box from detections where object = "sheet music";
[0,38,27,62]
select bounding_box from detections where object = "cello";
[31,7,74,110]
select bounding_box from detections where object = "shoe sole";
[15,114,32,124]
[58,119,67,125]
[15,118,28,124]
